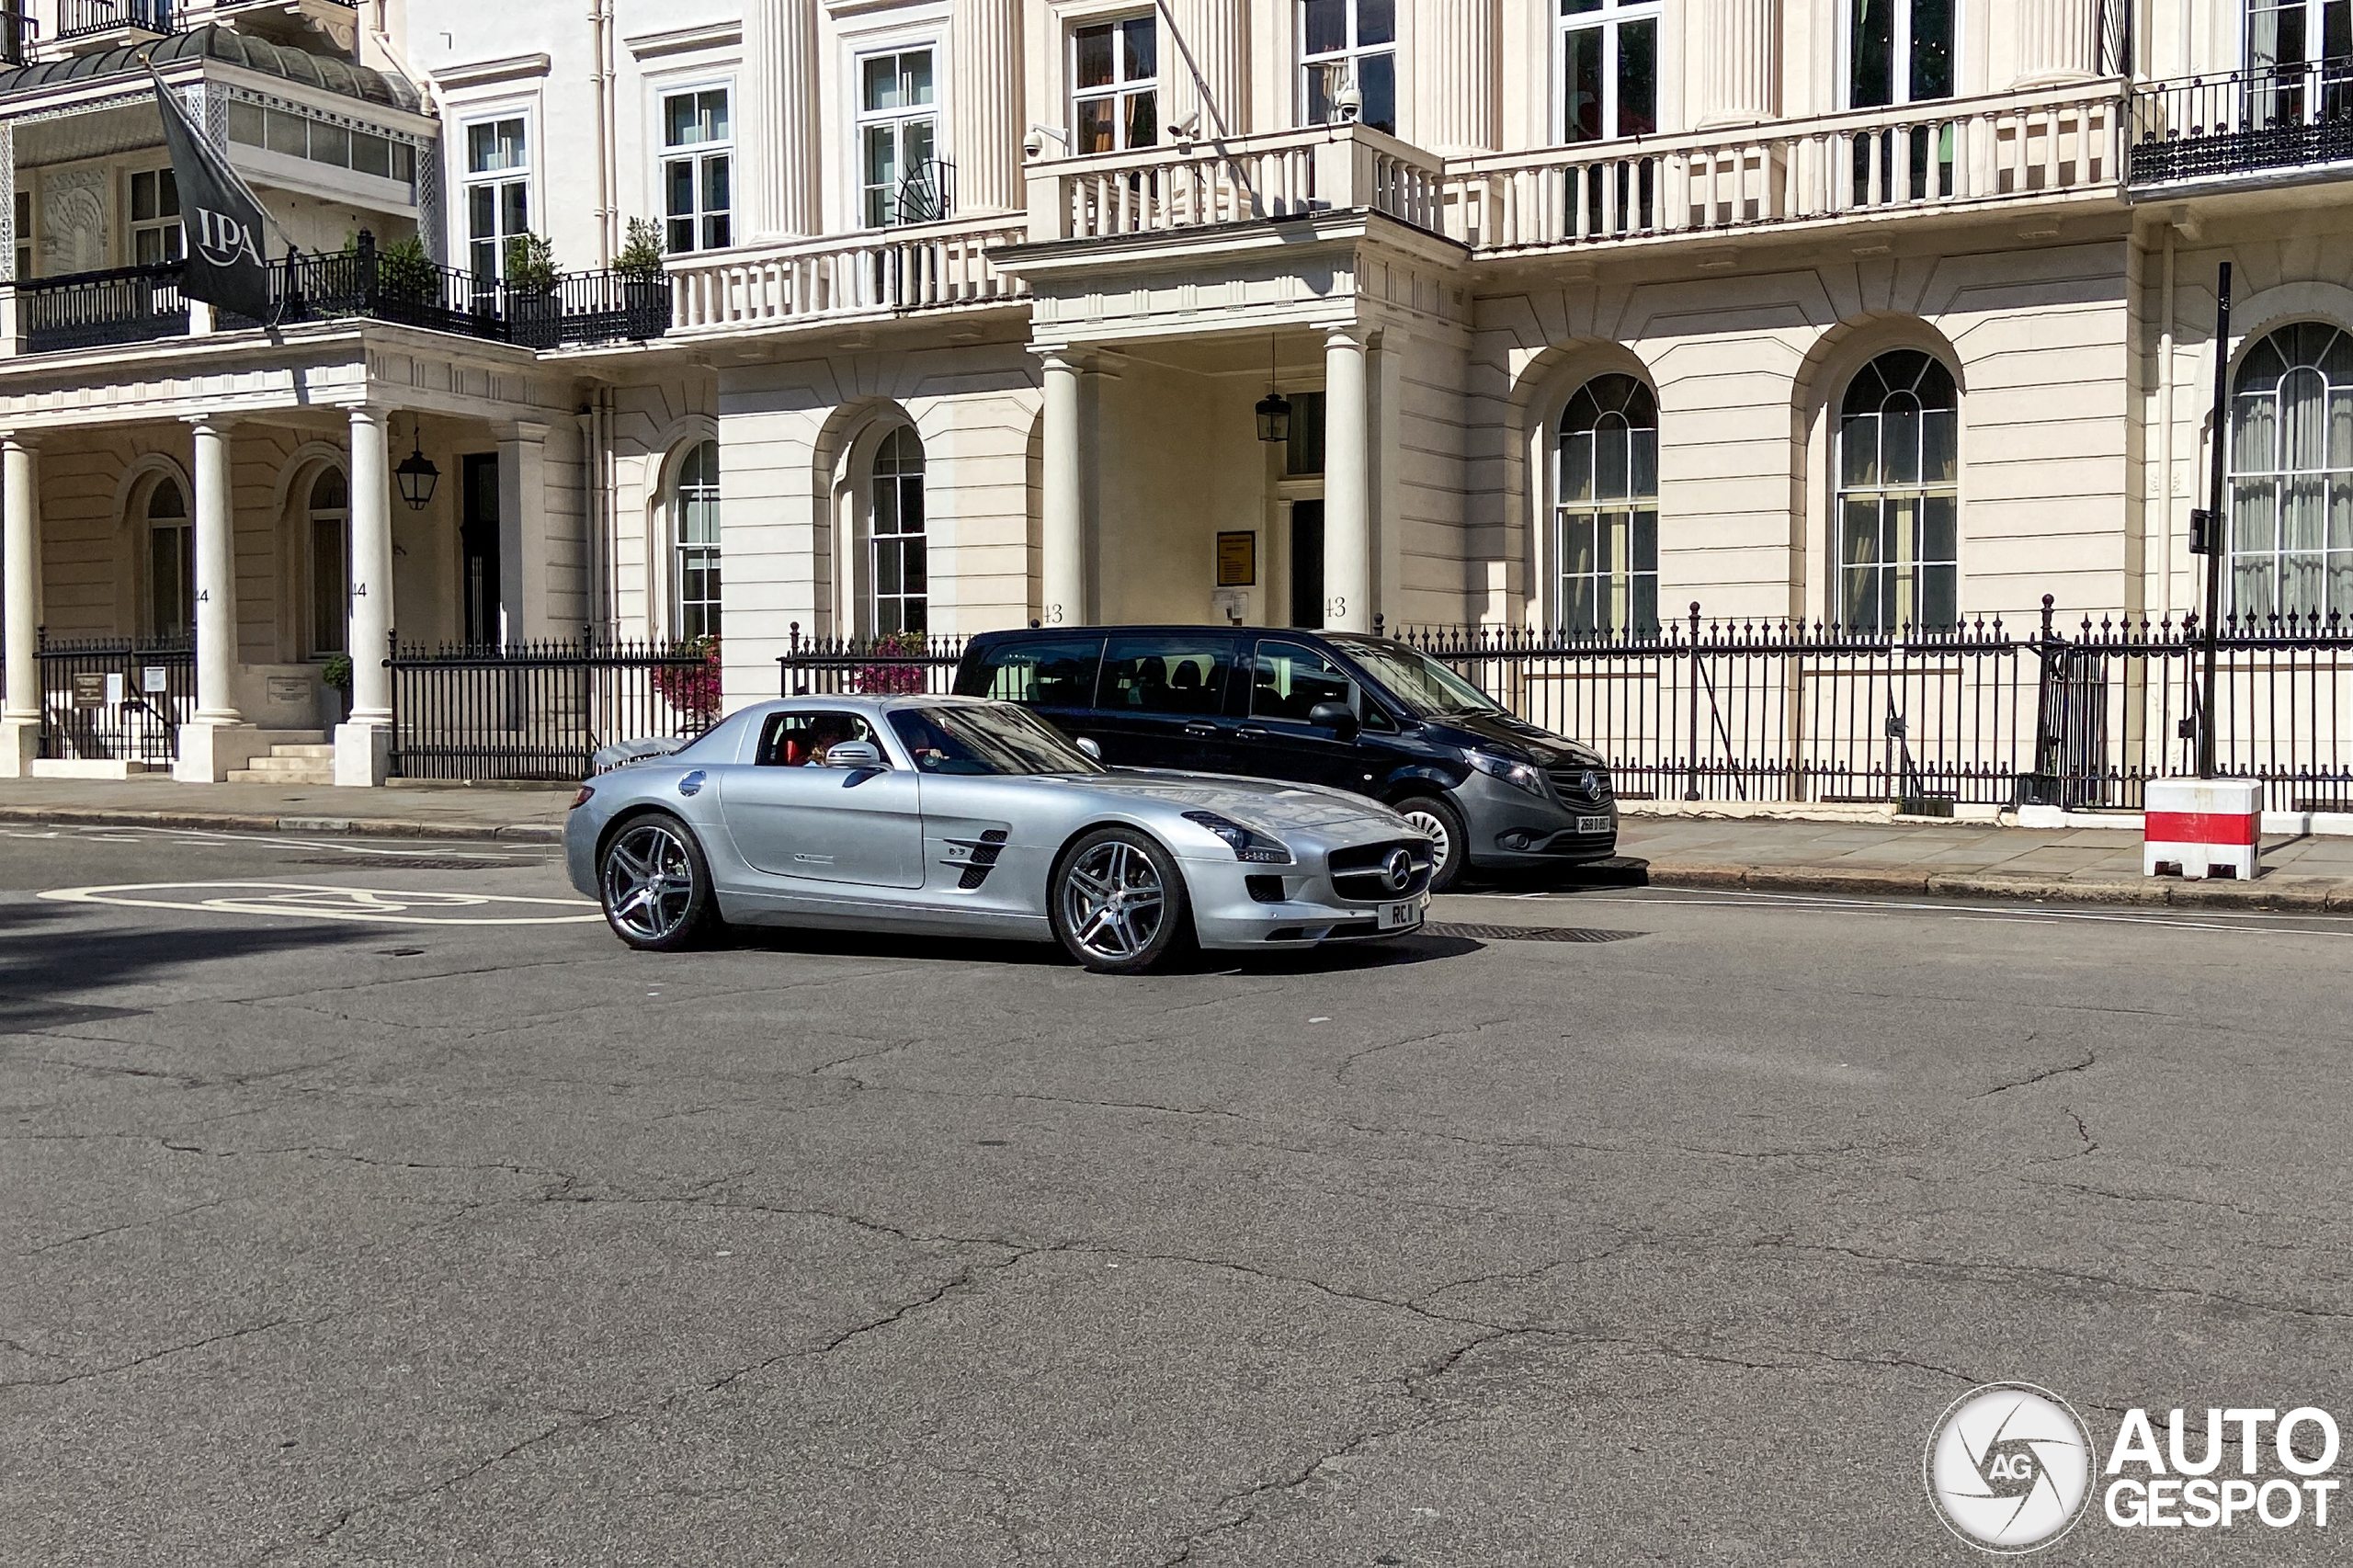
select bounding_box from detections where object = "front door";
[1229,638,1368,793]
[1290,501,1324,630]
[717,710,924,887]
[460,453,501,645]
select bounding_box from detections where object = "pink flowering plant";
[856,630,931,695]
[653,635,722,725]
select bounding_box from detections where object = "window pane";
[906,118,936,172]
[311,121,349,167]
[1565,27,1603,142]
[1596,415,1629,499]
[500,184,529,235]
[983,639,1104,707]
[266,108,308,157]
[131,171,155,223]
[1618,19,1658,137]
[1358,0,1396,46]
[1840,413,1879,489]
[352,131,392,177]
[667,160,695,218]
[1101,638,1233,716]
[1126,89,1158,148]
[1851,0,1894,107]
[1077,98,1116,155]
[1917,562,1957,630]
[1922,494,1957,563]
[864,54,899,111]
[665,94,698,146]
[1631,424,1658,496]
[1123,17,1157,79]
[904,51,935,106]
[864,123,898,189]
[1076,24,1115,89]
[704,154,731,212]
[1883,393,1922,485]
[468,185,494,240]
[228,98,265,145]
[1561,427,1595,503]
[1632,507,1659,572]
[1251,642,1352,720]
[1303,0,1348,55]
[1359,51,1396,134]
[703,90,731,142]
[1910,0,1955,98]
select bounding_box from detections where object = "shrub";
[616,218,665,279]
[503,231,560,294]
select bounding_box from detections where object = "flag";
[151,71,273,323]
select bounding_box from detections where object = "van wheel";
[1051,827,1194,974]
[1396,794,1466,892]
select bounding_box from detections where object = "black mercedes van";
[954,626,1618,890]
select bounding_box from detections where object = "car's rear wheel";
[1396,794,1467,892]
[599,814,719,950]
[1051,826,1193,974]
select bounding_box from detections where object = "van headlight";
[1182,811,1292,864]
[1468,751,1547,797]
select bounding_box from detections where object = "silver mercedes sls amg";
[564,694,1434,973]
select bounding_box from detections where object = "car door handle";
[1183,722,1218,737]
[1236,727,1267,740]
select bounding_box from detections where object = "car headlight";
[1468,750,1547,797]
[1182,811,1293,864]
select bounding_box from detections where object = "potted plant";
[856,629,931,695]
[502,231,563,346]
[321,652,354,723]
[614,217,668,335]
[651,635,722,728]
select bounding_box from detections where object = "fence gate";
[2031,644,2113,809]
[37,640,195,764]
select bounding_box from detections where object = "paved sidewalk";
[2,777,2348,908]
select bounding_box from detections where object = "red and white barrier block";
[2143,778,2264,881]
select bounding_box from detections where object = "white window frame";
[853,44,942,230]
[1841,0,1958,108]
[1552,375,1661,636]
[869,425,927,637]
[658,82,734,256]
[2243,0,2353,121]
[672,438,722,642]
[1554,0,1663,145]
[458,109,533,281]
[1070,11,1159,154]
[1297,0,1398,135]
[127,165,183,267]
[144,476,194,645]
[308,467,350,658]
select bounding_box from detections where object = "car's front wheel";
[1050,826,1193,974]
[599,813,719,950]
[1396,794,1467,892]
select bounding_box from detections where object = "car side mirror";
[1307,700,1359,741]
[824,740,885,771]
[1075,736,1102,760]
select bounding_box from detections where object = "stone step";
[240,754,335,775]
[252,729,327,746]
[226,767,336,786]
[267,744,337,760]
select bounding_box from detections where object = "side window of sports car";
[756,710,880,767]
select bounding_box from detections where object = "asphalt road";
[6,823,2353,1565]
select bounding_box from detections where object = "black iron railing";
[389,636,718,781]
[504,267,675,350]
[54,0,176,40]
[2129,62,2353,186]
[20,262,188,353]
[775,625,969,698]
[37,636,195,765]
[0,6,39,65]
[1392,598,2353,813]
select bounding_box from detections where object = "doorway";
[1289,500,1324,630]
[461,453,500,645]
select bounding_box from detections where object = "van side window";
[1098,637,1233,716]
[980,638,1103,707]
[1250,642,1354,722]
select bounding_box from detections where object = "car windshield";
[889,704,1106,776]
[1326,638,1506,718]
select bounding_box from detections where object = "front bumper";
[1451,770,1619,868]
[1182,855,1429,949]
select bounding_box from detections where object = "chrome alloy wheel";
[1059,839,1167,962]
[602,821,699,943]
[1400,806,1454,878]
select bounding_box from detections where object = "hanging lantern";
[1255,391,1292,444]
[395,436,440,511]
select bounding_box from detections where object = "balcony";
[0,7,37,67]
[53,0,178,50]
[2126,64,2353,193]
[665,215,1029,336]
[4,237,671,357]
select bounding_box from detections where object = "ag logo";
[1924,1383,2093,1553]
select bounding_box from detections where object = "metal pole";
[2199,262,2230,779]
[1684,601,1701,801]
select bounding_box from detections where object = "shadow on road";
[1455,856,1652,897]
[708,917,1484,975]
[0,899,377,1022]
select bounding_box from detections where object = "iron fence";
[776,625,969,697]
[505,268,674,349]
[2127,62,2353,187]
[54,0,176,40]
[20,263,188,353]
[36,637,195,764]
[389,636,718,781]
[1398,599,2353,812]
[0,7,39,67]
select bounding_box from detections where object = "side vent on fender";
[949,829,1010,891]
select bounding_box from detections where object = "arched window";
[144,477,192,643]
[870,425,926,635]
[673,438,722,640]
[1836,349,1958,632]
[1555,374,1659,635]
[308,467,350,655]
[2228,323,2353,623]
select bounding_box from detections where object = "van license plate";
[1576,815,1612,834]
[1377,900,1420,931]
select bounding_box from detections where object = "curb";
[1647,861,2353,912]
[0,803,566,844]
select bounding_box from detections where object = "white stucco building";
[0,0,2344,782]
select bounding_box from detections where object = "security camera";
[1336,80,1364,122]
[1023,123,1067,160]
[1169,111,1200,144]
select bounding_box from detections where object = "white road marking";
[39,881,600,926]
[1451,887,2353,937]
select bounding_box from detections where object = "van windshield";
[1326,638,1506,719]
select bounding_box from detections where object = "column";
[1696,0,1781,127]
[1170,0,1248,139]
[1040,353,1085,627]
[1322,328,1371,633]
[336,407,395,786]
[174,415,262,781]
[1416,0,1500,151]
[495,420,550,642]
[0,434,38,776]
[2014,0,2102,85]
[745,0,823,235]
[952,0,1023,213]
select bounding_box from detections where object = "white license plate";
[1377,899,1421,931]
[1576,815,1612,835]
